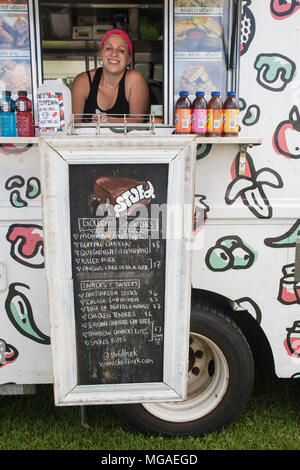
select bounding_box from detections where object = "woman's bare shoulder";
[72,68,98,86]
[71,72,88,93]
[126,68,147,84]
[73,71,87,82]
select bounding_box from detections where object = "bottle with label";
[223,91,239,137]
[207,91,223,137]
[175,91,192,134]
[15,90,34,137]
[191,91,207,134]
[0,91,17,137]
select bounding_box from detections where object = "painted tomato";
[271,0,300,19]
[273,106,300,159]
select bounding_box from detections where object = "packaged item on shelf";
[175,91,192,134]
[223,91,239,136]
[0,90,17,137]
[15,90,34,137]
[50,9,72,39]
[37,79,72,135]
[207,91,223,137]
[72,26,93,39]
[192,91,207,135]
[93,24,111,40]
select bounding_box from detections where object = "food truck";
[0,0,300,437]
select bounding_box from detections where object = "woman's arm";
[71,72,90,120]
[125,69,150,122]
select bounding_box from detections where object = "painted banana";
[225,152,283,219]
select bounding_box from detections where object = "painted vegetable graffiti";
[278,264,300,306]
[225,151,283,219]
[5,175,41,208]
[285,321,300,357]
[270,0,300,20]
[240,0,255,56]
[254,53,296,92]
[5,283,50,345]
[265,219,300,248]
[193,195,209,234]
[0,339,18,368]
[6,224,44,268]
[273,106,300,159]
[205,235,257,272]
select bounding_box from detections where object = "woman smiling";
[71,29,149,123]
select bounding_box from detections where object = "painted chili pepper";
[5,283,50,344]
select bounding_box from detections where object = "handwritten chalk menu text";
[69,164,168,385]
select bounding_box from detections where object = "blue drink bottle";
[0,91,17,137]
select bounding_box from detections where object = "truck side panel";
[192,1,300,378]
[0,143,52,384]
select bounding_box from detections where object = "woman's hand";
[92,110,109,123]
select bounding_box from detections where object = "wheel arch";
[191,288,276,379]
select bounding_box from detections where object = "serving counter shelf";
[0,135,262,145]
[0,137,40,144]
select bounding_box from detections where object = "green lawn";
[0,374,299,450]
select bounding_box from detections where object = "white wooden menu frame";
[40,135,196,406]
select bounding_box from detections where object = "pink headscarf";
[100,29,133,55]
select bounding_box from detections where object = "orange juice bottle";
[175,91,192,134]
[192,91,207,135]
[207,91,223,137]
[223,91,239,136]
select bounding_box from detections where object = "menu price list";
[73,234,165,385]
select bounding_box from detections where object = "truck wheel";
[114,303,254,436]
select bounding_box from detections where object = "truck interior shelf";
[39,2,162,8]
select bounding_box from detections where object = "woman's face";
[101,34,132,73]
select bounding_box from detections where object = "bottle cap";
[18,90,27,95]
[2,90,11,96]
[195,91,205,96]
[227,91,236,96]
[211,91,220,96]
[179,91,189,96]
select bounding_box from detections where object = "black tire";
[114,302,254,436]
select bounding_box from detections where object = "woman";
[71,29,149,123]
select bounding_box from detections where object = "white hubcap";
[143,332,229,422]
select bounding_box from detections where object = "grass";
[0,374,300,451]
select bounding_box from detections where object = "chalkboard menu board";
[41,136,195,406]
[69,163,168,385]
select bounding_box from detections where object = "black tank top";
[83,67,129,117]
